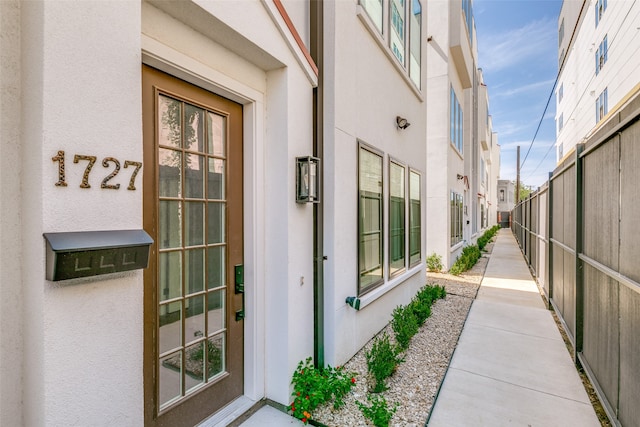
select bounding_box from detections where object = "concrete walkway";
[428,229,600,426]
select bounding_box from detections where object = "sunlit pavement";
[428,229,600,427]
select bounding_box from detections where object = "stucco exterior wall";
[322,0,427,366]
[0,0,23,425]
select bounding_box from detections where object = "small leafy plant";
[426,252,444,272]
[391,305,419,351]
[449,244,481,275]
[478,225,501,251]
[356,394,398,427]
[366,333,403,392]
[288,357,357,424]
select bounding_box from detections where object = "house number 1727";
[52,150,142,190]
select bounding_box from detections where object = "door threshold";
[197,396,258,427]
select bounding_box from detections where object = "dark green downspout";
[310,0,325,368]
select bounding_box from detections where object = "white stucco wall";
[20,1,144,425]
[556,0,640,161]
[322,0,427,366]
[0,0,23,425]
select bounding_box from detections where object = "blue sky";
[474,0,562,189]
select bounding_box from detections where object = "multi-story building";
[0,0,498,425]
[426,0,499,269]
[555,0,640,161]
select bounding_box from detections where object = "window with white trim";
[389,160,406,277]
[450,86,464,154]
[359,0,422,89]
[450,191,463,246]
[359,145,384,294]
[595,35,608,75]
[409,169,421,266]
[596,88,608,122]
[595,0,607,27]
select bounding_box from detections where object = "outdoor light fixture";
[396,116,410,129]
[296,156,320,203]
[457,174,464,180]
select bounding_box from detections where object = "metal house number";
[52,150,142,190]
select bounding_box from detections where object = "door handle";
[234,264,245,321]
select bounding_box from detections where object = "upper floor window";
[359,0,422,89]
[558,113,564,132]
[595,35,608,75]
[450,86,464,154]
[499,189,505,202]
[559,18,565,47]
[596,88,608,122]
[558,83,564,103]
[595,0,607,27]
[462,0,473,47]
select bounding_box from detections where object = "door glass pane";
[207,289,225,335]
[185,249,205,295]
[185,202,204,247]
[158,95,181,148]
[159,350,182,409]
[159,148,181,197]
[185,341,205,393]
[185,295,205,346]
[208,202,225,244]
[185,154,205,199]
[208,159,225,200]
[208,246,226,289]
[184,104,205,152]
[207,112,226,157]
[159,301,182,354]
[159,201,182,249]
[206,334,225,380]
[159,251,181,301]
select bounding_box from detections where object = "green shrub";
[478,225,501,251]
[366,333,403,393]
[409,299,431,326]
[426,252,444,272]
[391,305,419,350]
[288,358,357,424]
[356,394,398,427]
[449,244,481,275]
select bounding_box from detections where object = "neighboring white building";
[555,0,640,161]
[426,0,499,269]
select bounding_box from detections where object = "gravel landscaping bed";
[312,244,493,426]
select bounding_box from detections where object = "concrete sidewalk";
[428,229,600,426]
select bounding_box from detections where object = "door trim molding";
[142,37,266,405]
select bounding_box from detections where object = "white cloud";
[479,17,557,73]
[492,79,556,99]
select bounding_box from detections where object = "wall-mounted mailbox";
[43,230,153,281]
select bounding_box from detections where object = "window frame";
[388,158,407,278]
[450,85,464,155]
[595,35,608,76]
[408,168,421,268]
[450,191,464,247]
[358,142,385,296]
[596,87,608,123]
[358,0,422,91]
[595,0,607,27]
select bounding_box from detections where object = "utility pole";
[516,145,521,203]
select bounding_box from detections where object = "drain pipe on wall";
[310,0,325,368]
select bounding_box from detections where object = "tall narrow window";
[595,0,607,27]
[450,191,463,246]
[595,35,608,75]
[389,161,406,276]
[360,0,383,33]
[558,83,563,103]
[462,0,473,46]
[390,0,406,64]
[409,170,421,266]
[558,113,564,132]
[409,0,422,87]
[359,145,384,294]
[558,18,564,47]
[596,88,608,122]
[450,86,463,154]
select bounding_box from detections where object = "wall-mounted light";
[296,156,320,203]
[396,116,410,130]
[457,174,464,180]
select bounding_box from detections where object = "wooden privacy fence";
[512,93,640,427]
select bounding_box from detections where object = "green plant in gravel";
[391,304,419,350]
[478,225,501,251]
[449,244,481,275]
[356,394,398,427]
[426,252,444,272]
[288,357,357,424]
[366,333,403,392]
[411,284,447,324]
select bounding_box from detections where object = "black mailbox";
[43,230,153,281]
